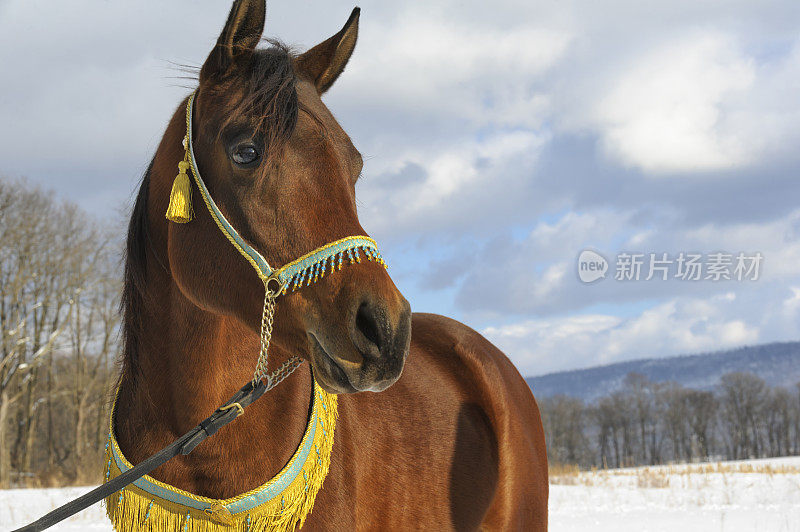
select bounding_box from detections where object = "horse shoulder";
[315,312,548,531]
[410,312,549,530]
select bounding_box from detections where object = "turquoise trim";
[187,93,273,279]
[110,390,319,515]
[276,238,381,285]
[185,92,386,287]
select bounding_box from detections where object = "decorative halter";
[167,90,386,387]
[103,91,387,532]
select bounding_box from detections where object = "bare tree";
[719,372,767,459]
[0,178,121,487]
[540,395,589,466]
[765,387,792,457]
[540,371,800,470]
[685,389,717,459]
[659,383,694,461]
[623,373,662,464]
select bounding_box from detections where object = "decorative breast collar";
[104,377,337,532]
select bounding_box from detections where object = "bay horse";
[111,0,548,529]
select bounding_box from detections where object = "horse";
[110,1,548,529]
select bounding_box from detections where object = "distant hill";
[526,341,800,401]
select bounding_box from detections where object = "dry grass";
[548,462,581,477]
[549,461,800,487]
[636,468,670,488]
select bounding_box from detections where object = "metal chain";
[252,279,303,388]
[264,356,303,391]
[252,283,277,384]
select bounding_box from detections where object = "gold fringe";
[104,386,338,532]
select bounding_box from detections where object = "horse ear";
[200,0,266,80]
[295,7,360,94]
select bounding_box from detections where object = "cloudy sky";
[1,0,799,377]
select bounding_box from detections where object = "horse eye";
[231,144,260,165]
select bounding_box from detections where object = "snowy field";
[550,456,800,532]
[2,457,799,531]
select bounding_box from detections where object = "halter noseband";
[165,91,386,386]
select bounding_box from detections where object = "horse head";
[165,0,411,393]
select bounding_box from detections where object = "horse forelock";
[201,40,301,163]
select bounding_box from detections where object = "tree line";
[540,371,800,469]
[0,178,120,487]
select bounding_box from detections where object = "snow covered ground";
[0,485,108,531]
[2,457,799,531]
[550,456,800,532]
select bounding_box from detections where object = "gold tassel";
[165,159,193,223]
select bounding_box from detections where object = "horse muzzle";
[309,295,411,393]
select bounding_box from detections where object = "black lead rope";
[12,379,268,532]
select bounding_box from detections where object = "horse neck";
[114,204,313,497]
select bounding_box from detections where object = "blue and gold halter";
[167,91,386,289]
[103,91,387,531]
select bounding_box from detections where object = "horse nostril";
[355,302,382,353]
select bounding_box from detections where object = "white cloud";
[723,37,800,163]
[358,130,549,237]
[336,12,572,128]
[527,210,633,257]
[574,30,800,175]
[483,293,763,376]
[455,207,800,317]
[594,32,755,173]
[759,286,800,340]
[679,210,800,278]
[785,287,800,313]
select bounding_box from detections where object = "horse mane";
[119,158,152,384]
[120,42,300,383]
